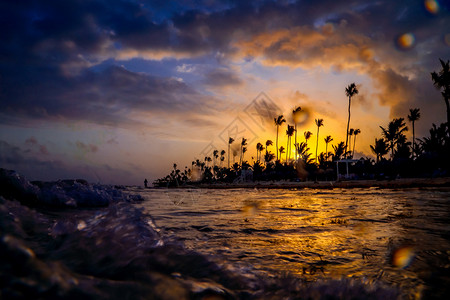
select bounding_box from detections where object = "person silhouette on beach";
[144,178,148,188]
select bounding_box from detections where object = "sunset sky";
[1,0,449,185]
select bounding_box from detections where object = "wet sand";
[184,177,450,189]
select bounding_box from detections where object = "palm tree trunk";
[353,135,357,157]
[348,135,352,157]
[412,121,415,158]
[276,126,279,161]
[445,96,450,129]
[391,141,394,159]
[315,127,319,163]
[240,145,242,166]
[345,97,351,154]
[325,143,328,161]
[294,124,297,160]
[286,137,289,162]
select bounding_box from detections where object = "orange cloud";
[233,24,432,121]
[234,25,372,72]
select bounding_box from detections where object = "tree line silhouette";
[153,59,450,187]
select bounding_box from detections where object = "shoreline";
[169,177,450,190]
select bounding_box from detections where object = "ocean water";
[131,187,450,298]
[1,169,449,299]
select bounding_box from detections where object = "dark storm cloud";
[0,0,449,127]
[1,65,215,125]
[0,0,220,125]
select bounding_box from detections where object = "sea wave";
[0,168,401,299]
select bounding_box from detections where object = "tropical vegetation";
[153,59,450,187]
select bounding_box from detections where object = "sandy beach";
[183,177,450,190]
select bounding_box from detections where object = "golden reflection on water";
[138,188,450,298]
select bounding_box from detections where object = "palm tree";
[213,150,219,168]
[324,135,333,161]
[431,59,450,127]
[352,128,361,157]
[274,115,286,161]
[304,131,312,147]
[265,139,273,166]
[286,125,295,161]
[265,140,273,155]
[332,142,346,161]
[242,146,248,166]
[228,137,234,168]
[240,137,247,166]
[296,142,313,164]
[279,146,285,160]
[315,119,324,163]
[264,151,275,165]
[256,142,264,162]
[345,83,359,154]
[220,150,226,167]
[348,128,354,157]
[292,106,302,159]
[370,138,389,163]
[380,118,408,159]
[408,108,421,158]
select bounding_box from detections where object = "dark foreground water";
[1,169,449,299]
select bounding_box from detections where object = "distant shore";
[173,177,450,190]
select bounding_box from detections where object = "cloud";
[203,68,244,87]
[232,10,449,125]
[0,65,219,126]
[176,63,196,73]
[1,0,449,129]
[0,140,65,177]
[75,141,98,153]
[25,137,50,155]
[0,139,139,184]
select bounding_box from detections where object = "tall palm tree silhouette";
[407,108,421,158]
[292,106,302,159]
[256,142,264,162]
[345,83,359,154]
[431,59,450,127]
[265,139,273,166]
[228,137,234,168]
[240,137,247,166]
[352,128,361,157]
[274,115,286,161]
[304,131,312,147]
[380,118,408,159]
[370,138,389,163]
[315,119,324,163]
[324,135,333,161]
[348,128,354,157]
[286,125,295,161]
